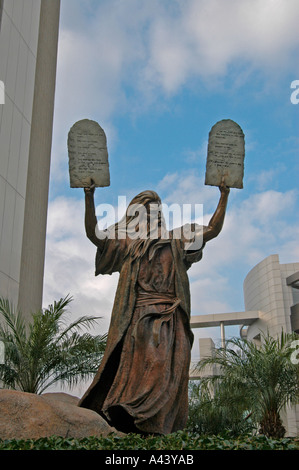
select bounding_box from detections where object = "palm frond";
[0,295,107,394]
[194,331,299,438]
[0,298,26,347]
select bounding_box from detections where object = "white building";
[190,254,299,436]
[0,0,60,321]
[243,254,299,341]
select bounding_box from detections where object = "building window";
[292,287,299,305]
[286,272,299,306]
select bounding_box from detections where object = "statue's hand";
[84,179,96,195]
[219,177,230,195]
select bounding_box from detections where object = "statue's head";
[125,190,165,233]
[117,190,168,259]
[128,190,161,211]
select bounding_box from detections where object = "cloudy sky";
[43,0,299,389]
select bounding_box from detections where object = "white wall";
[243,254,298,340]
[0,0,41,306]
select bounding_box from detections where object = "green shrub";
[0,432,298,450]
[0,295,107,394]
[187,380,254,437]
[195,333,299,439]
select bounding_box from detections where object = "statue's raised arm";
[84,180,104,247]
[203,179,230,243]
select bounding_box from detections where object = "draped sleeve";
[95,228,128,276]
[172,223,207,270]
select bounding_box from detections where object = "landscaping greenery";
[193,333,299,439]
[0,432,298,450]
[0,295,107,394]
[187,380,254,437]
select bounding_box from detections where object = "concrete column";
[220,321,225,349]
[18,0,60,321]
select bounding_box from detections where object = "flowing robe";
[79,226,205,434]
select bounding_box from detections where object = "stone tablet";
[68,119,110,188]
[205,119,245,189]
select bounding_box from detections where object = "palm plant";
[196,332,299,438]
[0,295,107,394]
[187,379,253,436]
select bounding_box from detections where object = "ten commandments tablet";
[205,119,245,189]
[68,119,110,188]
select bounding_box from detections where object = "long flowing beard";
[113,190,170,261]
[128,237,156,261]
[123,213,170,261]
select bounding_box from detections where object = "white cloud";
[43,196,119,334]
[157,169,217,210]
[54,0,299,122]
[139,0,299,94]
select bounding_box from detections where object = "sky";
[42,0,299,392]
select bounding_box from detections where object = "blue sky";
[43,0,299,379]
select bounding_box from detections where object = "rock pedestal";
[0,389,119,440]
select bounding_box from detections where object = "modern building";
[0,0,60,321]
[190,254,299,436]
[243,254,299,341]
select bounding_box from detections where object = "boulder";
[0,389,120,440]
